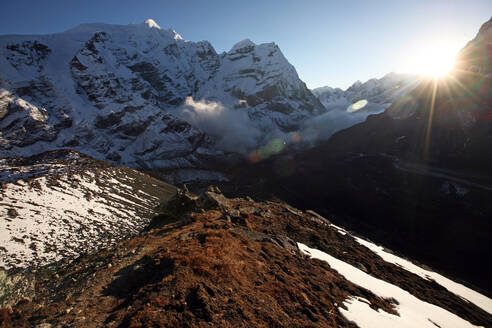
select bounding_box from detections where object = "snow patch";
[353,236,492,315]
[144,19,161,29]
[330,223,347,235]
[298,243,483,328]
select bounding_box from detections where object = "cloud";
[177,97,262,153]
[299,102,388,144]
[176,97,389,157]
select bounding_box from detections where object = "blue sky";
[0,0,490,89]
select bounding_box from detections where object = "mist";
[177,97,389,156]
[177,97,262,153]
[299,102,388,144]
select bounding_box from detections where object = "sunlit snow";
[353,236,492,315]
[298,243,483,328]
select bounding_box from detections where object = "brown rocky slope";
[1,187,491,327]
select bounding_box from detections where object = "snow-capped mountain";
[295,73,419,143]
[196,38,325,131]
[0,19,323,178]
[312,72,418,112]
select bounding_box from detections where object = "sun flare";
[405,43,457,78]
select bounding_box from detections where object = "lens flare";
[248,138,286,163]
[265,139,284,155]
[347,99,368,112]
[248,150,261,163]
[292,132,302,143]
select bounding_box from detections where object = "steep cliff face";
[0,19,323,178]
[197,39,325,132]
[0,20,221,178]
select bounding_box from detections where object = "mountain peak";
[230,38,256,52]
[350,80,363,89]
[167,28,183,40]
[143,18,161,29]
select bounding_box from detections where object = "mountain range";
[0,19,327,182]
[0,19,420,183]
[312,72,418,111]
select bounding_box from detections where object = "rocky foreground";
[1,187,490,327]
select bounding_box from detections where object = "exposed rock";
[306,209,331,225]
[5,41,51,72]
[263,234,299,255]
[196,186,229,210]
[0,269,35,308]
[156,189,199,220]
[6,209,17,218]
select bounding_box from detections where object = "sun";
[419,45,456,77]
[404,43,457,78]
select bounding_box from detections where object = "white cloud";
[177,97,262,153]
[299,103,388,143]
[177,97,389,156]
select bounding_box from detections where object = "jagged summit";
[64,20,181,40]
[351,80,362,89]
[229,38,256,51]
[141,18,182,40]
[312,73,417,112]
[168,28,183,40]
[144,18,161,29]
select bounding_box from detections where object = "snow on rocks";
[143,19,161,30]
[312,72,418,111]
[298,242,484,328]
[353,236,492,315]
[0,153,177,269]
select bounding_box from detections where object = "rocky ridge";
[0,187,490,327]
[0,149,177,271]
